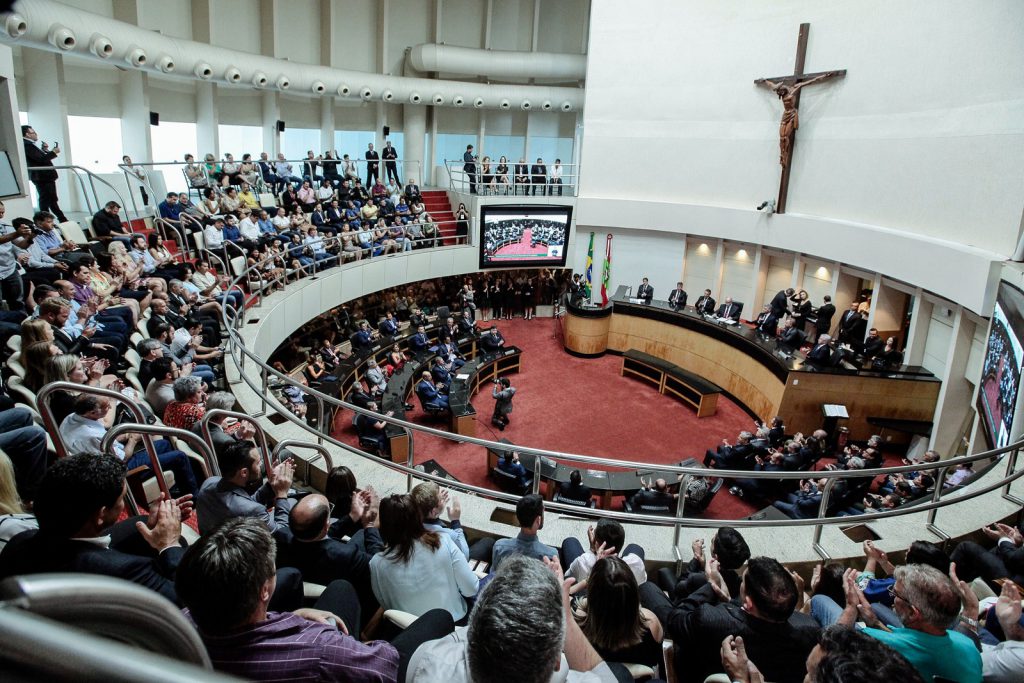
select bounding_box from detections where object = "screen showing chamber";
[978,281,1024,449]
[479,204,571,269]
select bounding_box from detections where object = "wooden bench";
[621,349,722,418]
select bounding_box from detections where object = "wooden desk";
[622,349,722,418]
[606,295,941,440]
[564,299,613,357]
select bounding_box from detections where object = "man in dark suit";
[431,356,453,388]
[668,282,688,308]
[513,158,531,195]
[815,295,836,337]
[640,556,820,683]
[637,277,654,303]
[378,311,399,338]
[704,431,755,469]
[628,478,677,510]
[754,305,779,336]
[862,327,885,359]
[463,145,477,194]
[351,321,378,352]
[0,453,190,604]
[950,519,1024,590]
[403,179,421,204]
[22,124,67,221]
[364,143,379,187]
[557,469,593,506]
[778,317,805,351]
[416,371,450,411]
[38,297,119,365]
[408,324,430,356]
[836,303,867,350]
[716,297,741,322]
[694,289,716,315]
[478,326,505,354]
[769,288,794,319]
[278,493,382,622]
[806,334,834,366]
[773,478,826,519]
[530,158,547,196]
[381,140,400,185]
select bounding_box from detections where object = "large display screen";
[479,204,571,269]
[978,281,1024,449]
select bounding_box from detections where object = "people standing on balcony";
[21,125,67,222]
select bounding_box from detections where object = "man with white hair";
[806,333,833,366]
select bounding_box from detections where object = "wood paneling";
[564,312,611,355]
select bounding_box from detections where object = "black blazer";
[815,303,836,333]
[23,139,59,182]
[694,296,716,315]
[276,530,382,588]
[716,302,740,321]
[637,283,654,303]
[641,582,819,683]
[755,312,779,336]
[51,323,90,356]
[769,290,790,318]
[668,288,688,307]
[0,529,184,605]
[806,343,833,365]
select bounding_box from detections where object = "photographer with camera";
[491,376,516,431]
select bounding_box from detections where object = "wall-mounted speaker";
[149,112,159,126]
[276,120,286,133]
[383,125,390,137]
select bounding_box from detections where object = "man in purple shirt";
[177,517,454,682]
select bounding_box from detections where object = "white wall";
[572,227,684,301]
[580,0,1024,258]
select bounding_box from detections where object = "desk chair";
[491,467,529,494]
[553,493,597,509]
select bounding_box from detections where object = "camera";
[756,199,776,214]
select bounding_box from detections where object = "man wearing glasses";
[837,564,982,682]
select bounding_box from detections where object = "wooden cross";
[755,23,846,214]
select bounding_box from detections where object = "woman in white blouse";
[370,493,479,623]
[550,158,564,196]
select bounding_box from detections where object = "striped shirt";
[200,611,399,682]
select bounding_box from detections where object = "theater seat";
[0,573,211,669]
[553,493,597,508]
[490,467,529,494]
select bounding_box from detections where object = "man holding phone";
[950,520,1024,591]
[22,125,67,222]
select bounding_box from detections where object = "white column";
[196,82,219,158]
[262,91,280,157]
[930,307,976,454]
[404,103,427,187]
[320,96,335,155]
[711,240,725,299]
[21,48,75,212]
[119,69,152,216]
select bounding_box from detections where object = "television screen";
[479,204,571,269]
[978,281,1024,449]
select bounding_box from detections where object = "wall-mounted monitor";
[479,204,571,269]
[978,281,1024,449]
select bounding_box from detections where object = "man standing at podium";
[637,277,654,304]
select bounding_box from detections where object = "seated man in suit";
[668,282,688,308]
[556,469,593,506]
[437,338,466,371]
[348,380,374,410]
[495,451,532,492]
[637,277,654,303]
[639,556,820,683]
[657,527,750,603]
[195,440,296,535]
[377,311,400,339]
[431,355,453,388]
[777,317,806,351]
[277,493,382,624]
[457,309,477,336]
[754,304,779,337]
[416,371,450,411]
[628,477,678,511]
[862,327,886,359]
[805,334,834,367]
[363,358,388,396]
[715,297,742,322]
[694,289,716,316]
[407,324,431,356]
[704,431,755,469]
[478,325,506,354]
[773,478,826,519]
[0,453,190,605]
[351,321,379,352]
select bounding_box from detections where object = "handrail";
[101,422,217,485]
[36,381,169,499]
[29,164,143,228]
[217,244,1024,554]
[442,159,576,196]
[271,440,335,478]
[198,408,273,476]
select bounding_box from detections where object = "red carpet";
[334,317,766,518]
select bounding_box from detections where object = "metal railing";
[443,159,577,197]
[217,244,1024,561]
[27,164,143,228]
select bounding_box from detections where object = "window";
[217,125,261,158]
[483,135,525,166]
[150,121,198,195]
[67,116,123,173]
[334,130,376,161]
[281,127,321,162]
[435,133,478,181]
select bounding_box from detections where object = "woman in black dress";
[455,203,470,241]
[522,277,536,320]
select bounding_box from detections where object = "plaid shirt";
[200,612,399,682]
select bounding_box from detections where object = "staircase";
[421,190,459,245]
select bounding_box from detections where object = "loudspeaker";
[149,111,159,126]
[276,120,285,133]
[383,125,390,137]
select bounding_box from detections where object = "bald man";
[277,493,382,626]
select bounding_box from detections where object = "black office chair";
[622,499,674,515]
[415,388,450,418]
[553,493,597,508]
[491,467,529,494]
[731,301,744,320]
[435,305,450,322]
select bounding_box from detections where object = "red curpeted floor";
[333,316,771,518]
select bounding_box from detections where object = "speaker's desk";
[607,294,940,441]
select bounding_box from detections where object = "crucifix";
[755,23,846,214]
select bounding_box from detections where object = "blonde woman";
[19,318,53,352]
[0,451,37,554]
[21,340,61,391]
[107,240,166,296]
